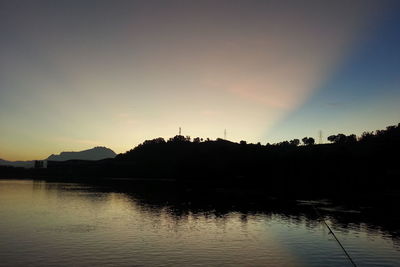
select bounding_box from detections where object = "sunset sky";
[1,0,400,160]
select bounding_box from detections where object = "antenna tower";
[179,127,181,135]
[224,129,227,140]
[319,130,323,144]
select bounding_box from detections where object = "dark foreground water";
[0,179,399,266]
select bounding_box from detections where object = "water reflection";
[0,179,399,266]
[30,180,400,254]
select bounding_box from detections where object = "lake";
[0,179,399,266]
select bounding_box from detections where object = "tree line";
[126,123,400,150]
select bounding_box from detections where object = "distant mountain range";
[0,159,34,168]
[0,147,117,168]
[47,146,116,161]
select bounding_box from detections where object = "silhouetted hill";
[3,123,400,199]
[104,123,400,194]
[47,146,116,161]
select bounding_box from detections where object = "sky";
[1,0,399,160]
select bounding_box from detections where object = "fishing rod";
[312,205,357,267]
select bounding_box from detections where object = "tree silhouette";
[193,137,201,143]
[328,134,357,144]
[302,137,315,146]
[168,135,186,143]
[290,139,300,146]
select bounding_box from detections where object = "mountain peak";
[47,147,116,161]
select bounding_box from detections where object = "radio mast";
[319,130,323,144]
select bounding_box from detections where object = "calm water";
[0,179,399,266]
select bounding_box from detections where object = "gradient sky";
[1,0,399,160]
